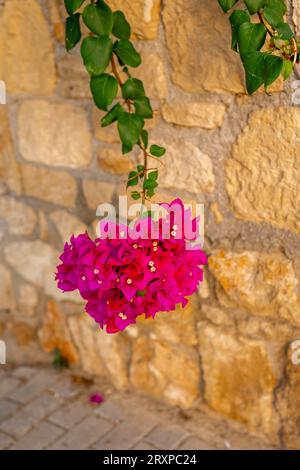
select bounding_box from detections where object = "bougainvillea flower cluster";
[56,199,207,334]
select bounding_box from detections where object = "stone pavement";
[0,365,277,450]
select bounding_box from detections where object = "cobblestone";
[0,366,277,450]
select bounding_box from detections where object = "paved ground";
[0,365,277,450]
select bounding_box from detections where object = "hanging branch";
[64,0,166,202]
[218,0,300,94]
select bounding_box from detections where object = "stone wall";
[1,0,300,448]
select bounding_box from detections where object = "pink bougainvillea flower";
[55,199,207,334]
[89,393,104,405]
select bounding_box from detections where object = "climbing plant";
[218,0,299,93]
[64,0,166,202]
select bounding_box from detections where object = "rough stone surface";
[162,102,226,128]
[57,54,90,98]
[209,250,300,323]
[18,101,92,168]
[4,240,82,303]
[39,301,78,364]
[20,165,77,208]
[17,284,39,317]
[0,264,16,311]
[133,52,168,100]
[162,0,244,93]
[161,141,215,194]
[226,107,300,234]
[97,148,133,175]
[0,197,36,236]
[0,108,22,195]
[198,323,278,440]
[68,314,129,389]
[83,180,115,209]
[130,337,201,408]
[0,0,56,94]
[107,0,161,40]
[49,211,86,242]
[276,345,300,449]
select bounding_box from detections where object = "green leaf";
[82,2,113,37]
[276,22,294,39]
[101,103,124,127]
[131,191,141,200]
[148,170,158,181]
[136,289,146,296]
[134,96,153,118]
[244,0,265,14]
[127,171,139,187]
[229,10,250,51]
[218,0,238,13]
[237,22,267,59]
[137,165,145,177]
[143,178,158,190]
[242,51,265,94]
[265,0,286,14]
[141,129,148,148]
[114,40,141,67]
[281,59,293,80]
[113,11,131,40]
[66,14,81,51]
[64,0,85,16]
[263,54,283,88]
[90,74,118,111]
[122,78,145,99]
[263,5,283,27]
[118,112,144,153]
[81,36,113,76]
[150,145,166,157]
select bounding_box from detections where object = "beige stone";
[47,0,65,44]
[161,141,215,194]
[107,0,161,40]
[68,314,106,376]
[0,197,36,236]
[201,305,234,326]
[12,322,36,347]
[83,179,115,209]
[18,284,39,317]
[277,344,300,449]
[4,240,83,303]
[130,338,201,407]
[20,164,77,208]
[151,300,199,346]
[18,101,92,168]
[0,0,55,94]
[97,147,133,175]
[133,52,168,100]
[209,250,300,323]
[226,107,300,233]
[0,108,22,195]
[68,314,129,388]
[0,264,16,311]
[39,300,78,363]
[198,323,278,439]
[293,0,300,35]
[163,0,244,94]
[210,202,223,224]
[162,102,226,128]
[57,54,91,98]
[50,211,86,242]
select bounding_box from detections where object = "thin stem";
[258,11,274,37]
[110,54,132,112]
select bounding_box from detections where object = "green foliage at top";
[218,0,299,94]
[64,0,166,202]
